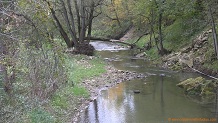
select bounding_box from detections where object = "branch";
[132,33,149,45]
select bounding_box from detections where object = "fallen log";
[83,37,137,48]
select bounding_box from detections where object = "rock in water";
[177,77,216,103]
[133,90,140,94]
[135,52,147,58]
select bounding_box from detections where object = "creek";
[79,41,216,123]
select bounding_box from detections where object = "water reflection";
[79,42,215,123]
[80,74,215,123]
[216,88,218,121]
[160,74,165,116]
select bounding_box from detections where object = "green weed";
[52,94,68,109]
[70,86,89,97]
[29,108,55,123]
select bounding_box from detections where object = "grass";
[145,48,160,60]
[164,17,206,51]
[204,61,218,71]
[29,108,55,123]
[203,32,218,71]
[71,86,89,97]
[70,55,106,84]
[52,94,68,109]
[126,33,161,60]
[126,35,151,48]
[48,54,107,122]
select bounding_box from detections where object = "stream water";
[79,41,216,123]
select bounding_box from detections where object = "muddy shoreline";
[71,63,146,123]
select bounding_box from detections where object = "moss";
[169,62,183,71]
[177,77,217,103]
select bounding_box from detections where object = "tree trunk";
[158,12,164,54]
[79,0,86,42]
[67,0,77,37]
[155,0,166,56]
[209,4,218,59]
[74,0,81,37]
[216,87,218,120]
[148,9,155,50]
[45,0,73,47]
[61,0,78,46]
[87,1,95,42]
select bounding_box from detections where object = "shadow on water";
[79,41,216,123]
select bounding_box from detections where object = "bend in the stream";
[78,41,216,123]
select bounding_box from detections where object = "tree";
[0,0,68,97]
[208,1,218,59]
[0,0,18,95]
[155,0,168,55]
[130,0,168,55]
[43,0,103,52]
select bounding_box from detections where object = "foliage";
[92,18,132,39]
[1,45,107,122]
[92,0,133,39]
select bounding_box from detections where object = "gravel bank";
[72,63,146,122]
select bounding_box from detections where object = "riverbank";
[121,27,218,104]
[123,27,218,77]
[70,54,146,123]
